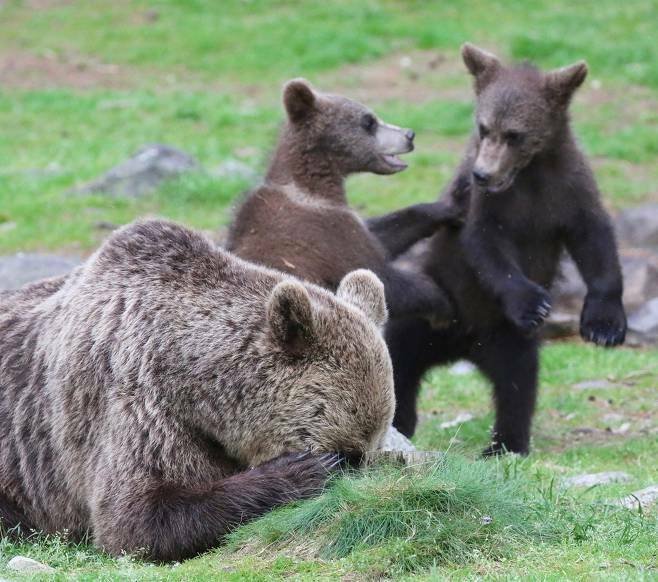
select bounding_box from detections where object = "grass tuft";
[227,454,563,573]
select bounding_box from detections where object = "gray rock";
[7,556,55,573]
[573,379,620,390]
[617,485,658,510]
[563,471,632,488]
[71,144,198,198]
[616,203,658,249]
[379,425,416,452]
[0,253,81,290]
[439,412,475,429]
[627,297,658,344]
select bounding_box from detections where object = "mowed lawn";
[0,1,657,580]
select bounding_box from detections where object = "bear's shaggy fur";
[227,79,461,321]
[0,220,394,561]
[388,45,626,455]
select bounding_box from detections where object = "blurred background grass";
[0,0,656,252]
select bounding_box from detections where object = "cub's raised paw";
[580,296,627,347]
[504,283,552,334]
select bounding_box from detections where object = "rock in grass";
[563,471,632,488]
[7,556,55,573]
[439,412,475,429]
[617,485,658,510]
[379,425,416,452]
[70,144,198,198]
[615,203,658,249]
[366,426,442,466]
[627,297,658,344]
[0,253,81,290]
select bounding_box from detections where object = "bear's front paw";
[503,283,552,334]
[580,295,627,347]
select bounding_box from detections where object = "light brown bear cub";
[227,79,461,321]
[0,220,394,561]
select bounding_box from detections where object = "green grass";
[1,1,657,579]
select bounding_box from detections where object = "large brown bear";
[388,45,626,455]
[227,79,462,321]
[0,220,394,561]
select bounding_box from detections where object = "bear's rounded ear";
[267,280,315,355]
[283,78,317,123]
[544,61,588,107]
[337,269,388,328]
[461,43,501,93]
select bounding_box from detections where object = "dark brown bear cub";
[227,79,461,321]
[388,44,626,455]
[0,220,395,561]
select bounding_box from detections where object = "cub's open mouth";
[380,153,409,172]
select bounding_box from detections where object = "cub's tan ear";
[283,78,316,122]
[337,269,388,328]
[462,42,501,79]
[544,61,588,107]
[267,281,315,355]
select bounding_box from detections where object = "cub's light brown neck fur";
[266,126,348,205]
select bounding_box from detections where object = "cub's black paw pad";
[505,285,552,333]
[580,298,627,347]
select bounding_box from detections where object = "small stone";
[563,471,632,488]
[611,422,631,435]
[449,360,476,376]
[379,425,416,452]
[7,556,55,573]
[574,379,619,391]
[439,412,475,429]
[617,485,658,510]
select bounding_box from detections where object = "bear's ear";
[544,61,588,107]
[267,281,315,355]
[337,269,388,328]
[461,43,501,93]
[283,78,317,123]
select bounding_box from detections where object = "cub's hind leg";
[471,324,539,456]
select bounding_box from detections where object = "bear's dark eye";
[361,113,377,133]
[478,123,490,138]
[504,131,524,146]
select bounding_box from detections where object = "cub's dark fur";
[0,220,395,561]
[389,44,626,455]
[227,79,461,321]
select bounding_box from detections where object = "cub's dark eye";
[361,113,377,133]
[478,123,489,138]
[504,131,524,145]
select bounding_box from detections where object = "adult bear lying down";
[0,219,395,561]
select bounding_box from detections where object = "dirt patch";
[23,0,72,9]
[319,49,472,104]
[0,50,133,90]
